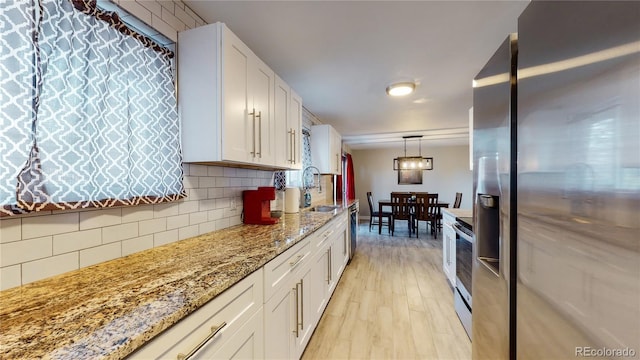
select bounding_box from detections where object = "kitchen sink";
[309,205,340,212]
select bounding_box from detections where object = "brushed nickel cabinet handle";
[292,286,299,337]
[249,109,256,157]
[256,111,262,158]
[299,279,304,329]
[292,129,297,164]
[177,322,227,360]
[327,248,331,284]
[289,254,304,267]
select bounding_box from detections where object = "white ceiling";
[183,0,530,149]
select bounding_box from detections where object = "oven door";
[454,223,473,308]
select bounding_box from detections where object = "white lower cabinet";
[130,269,264,359]
[264,239,314,360]
[132,212,350,360]
[442,210,457,288]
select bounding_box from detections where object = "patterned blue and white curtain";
[0,0,185,216]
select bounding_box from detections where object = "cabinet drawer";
[263,238,311,301]
[130,269,263,359]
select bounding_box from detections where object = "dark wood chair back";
[453,192,462,208]
[391,192,412,221]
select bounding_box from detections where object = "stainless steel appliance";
[472,2,640,359]
[454,216,474,339]
[348,202,359,262]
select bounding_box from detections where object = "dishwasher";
[348,202,359,262]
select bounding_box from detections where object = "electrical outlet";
[229,198,237,211]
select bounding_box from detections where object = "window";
[0,0,185,216]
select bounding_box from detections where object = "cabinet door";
[329,127,342,175]
[309,246,330,326]
[221,26,252,163]
[274,75,290,168]
[264,285,296,359]
[197,308,264,359]
[442,222,456,287]
[293,264,314,358]
[289,89,303,170]
[250,56,275,165]
[330,223,348,292]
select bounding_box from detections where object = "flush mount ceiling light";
[386,81,416,97]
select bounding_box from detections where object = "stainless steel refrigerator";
[472,1,640,359]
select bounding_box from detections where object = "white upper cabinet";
[311,124,342,174]
[179,22,299,169]
[289,89,303,169]
[273,75,302,169]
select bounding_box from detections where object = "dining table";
[378,199,449,235]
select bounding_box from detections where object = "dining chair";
[367,192,392,233]
[453,192,462,208]
[414,193,438,238]
[390,192,413,236]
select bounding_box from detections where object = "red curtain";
[337,154,356,202]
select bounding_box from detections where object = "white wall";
[352,145,473,217]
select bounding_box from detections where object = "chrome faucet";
[302,166,322,194]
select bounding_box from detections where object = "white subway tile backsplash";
[207,166,224,177]
[189,211,208,225]
[215,177,230,187]
[229,215,242,227]
[189,164,208,176]
[178,200,199,215]
[175,6,196,29]
[122,235,154,256]
[154,202,180,218]
[53,229,102,255]
[139,218,167,236]
[157,0,174,13]
[102,223,138,244]
[151,14,177,42]
[198,176,216,188]
[183,5,201,23]
[118,0,153,26]
[199,199,216,212]
[208,188,224,199]
[198,221,216,234]
[121,204,154,223]
[22,213,78,239]
[80,243,121,268]
[80,208,122,230]
[189,188,208,201]
[0,265,21,291]
[183,176,198,189]
[22,252,79,285]
[153,229,178,247]
[178,225,198,240]
[208,209,224,221]
[215,218,230,230]
[223,167,236,177]
[166,214,189,230]
[1,236,52,267]
[137,0,162,15]
[0,219,21,243]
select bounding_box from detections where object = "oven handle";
[453,223,474,243]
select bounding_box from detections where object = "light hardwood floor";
[302,221,472,360]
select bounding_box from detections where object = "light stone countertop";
[0,202,354,359]
[442,207,472,219]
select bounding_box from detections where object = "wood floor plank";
[301,222,472,360]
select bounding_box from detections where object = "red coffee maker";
[243,187,279,225]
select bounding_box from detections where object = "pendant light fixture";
[393,135,433,170]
